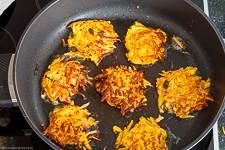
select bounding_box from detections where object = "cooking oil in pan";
[162,123,181,149]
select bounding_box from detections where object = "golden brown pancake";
[95,65,152,116]
[41,55,92,105]
[125,21,167,65]
[67,20,120,66]
[156,66,213,118]
[43,103,100,149]
[113,116,168,150]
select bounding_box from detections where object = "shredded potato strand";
[173,35,183,48]
[95,65,152,116]
[222,127,225,135]
[125,21,167,65]
[156,66,213,118]
[43,103,100,149]
[67,20,120,66]
[114,117,168,150]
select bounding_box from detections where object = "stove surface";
[0,0,224,149]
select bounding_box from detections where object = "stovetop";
[0,0,224,149]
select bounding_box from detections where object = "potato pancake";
[67,20,120,66]
[125,21,167,65]
[156,66,214,118]
[113,116,168,150]
[95,65,152,116]
[43,102,100,149]
[41,55,92,105]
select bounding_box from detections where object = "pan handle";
[0,54,18,108]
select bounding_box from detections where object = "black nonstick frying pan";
[11,0,225,149]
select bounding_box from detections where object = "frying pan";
[11,0,225,149]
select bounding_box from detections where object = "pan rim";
[183,1,225,149]
[13,0,63,149]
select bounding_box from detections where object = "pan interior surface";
[14,0,225,149]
